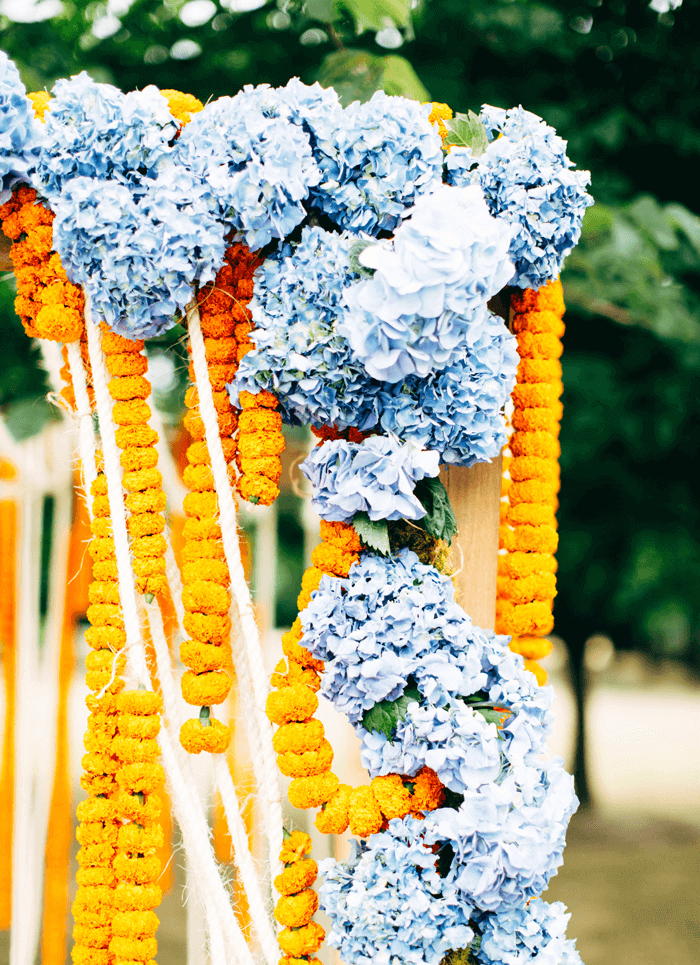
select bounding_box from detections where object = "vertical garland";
[496,280,565,683]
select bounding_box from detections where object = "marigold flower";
[370,774,412,820]
[287,773,339,810]
[73,924,111,948]
[512,310,565,336]
[180,640,228,674]
[497,572,557,603]
[266,684,319,725]
[508,478,559,506]
[319,519,362,553]
[181,580,231,614]
[183,491,219,518]
[496,599,555,636]
[511,278,565,316]
[34,304,83,341]
[161,88,203,125]
[182,518,223,543]
[113,791,162,824]
[509,635,553,661]
[111,909,159,938]
[113,736,160,764]
[510,431,558,459]
[274,859,318,897]
[112,854,161,886]
[508,456,558,482]
[108,935,158,961]
[517,358,562,384]
[75,868,116,888]
[277,922,325,958]
[115,425,158,449]
[315,784,351,835]
[348,786,383,838]
[112,400,151,426]
[127,513,165,538]
[113,883,162,912]
[183,611,231,644]
[273,719,325,756]
[274,889,319,928]
[309,543,358,578]
[179,717,231,754]
[117,691,163,717]
[408,766,445,813]
[125,489,167,514]
[237,473,279,506]
[120,447,159,472]
[118,714,161,740]
[523,659,549,685]
[277,739,334,779]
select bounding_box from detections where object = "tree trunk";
[568,641,592,809]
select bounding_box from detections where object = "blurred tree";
[1,0,699,804]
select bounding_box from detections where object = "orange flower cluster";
[160,90,203,127]
[73,471,127,965]
[496,279,566,684]
[236,389,284,506]
[101,329,168,598]
[274,832,323,965]
[0,186,85,343]
[110,689,164,965]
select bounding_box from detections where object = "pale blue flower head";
[300,436,440,523]
[53,167,226,338]
[33,73,178,202]
[448,105,593,290]
[175,84,321,250]
[340,184,514,382]
[426,757,578,911]
[476,898,583,965]
[320,817,474,965]
[0,52,43,202]
[300,549,489,724]
[310,90,443,235]
[228,225,383,428]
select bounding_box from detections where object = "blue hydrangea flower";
[377,313,519,467]
[320,817,475,965]
[425,757,578,911]
[33,73,178,202]
[447,105,593,290]
[53,166,226,338]
[300,436,440,523]
[310,90,443,235]
[361,699,503,795]
[475,897,583,965]
[300,550,489,725]
[340,184,514,382]
[0,52,43,202]
[228,225,384,428]
[175,84,321,250]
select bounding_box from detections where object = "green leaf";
[344,0,412,31]
[316,49,429,107]
[474,706,510,729]
[348,239,375,277]
[353,511,390,555]
[362,683,421,739]
[4,396,56,442]
[304,0,339,21]
[443,111,489,157]
[414,476,457,545]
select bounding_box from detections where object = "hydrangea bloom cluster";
[476,898,583,965]
[425,758,578,912]
[299,436,440,523]
[175,84,322,251]
[341,184,514,382]
[53,168,225,338]
[0,52,42,203]
[227,225,383,427]
[319,818,475,965]
[33,72,178,202]
[308,90,443,235]
[446,105,592,289]
[300,549,489,725]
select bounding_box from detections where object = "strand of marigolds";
[496,279,566,684]
[266,518,448,965]
[0,462,18,929]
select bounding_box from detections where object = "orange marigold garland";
[496,278,566,684]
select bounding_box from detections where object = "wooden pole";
[440,455,502,630]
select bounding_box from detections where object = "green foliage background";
[1,0,699,690]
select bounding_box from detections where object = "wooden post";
[440,456,502,630]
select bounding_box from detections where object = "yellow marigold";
[279,957,321,965]
[28,90,51,119]
[497,573,557,604]
[71,947,112,965]
[76,823,119,847]
[237,407,282,434]
[508,457,557,483]
[523,659,548,685]
[113,736,160,764]
[517,358,562,384]
[109,375,151,401]
[496,600,554,637]
[76,867,117,888]
[179,717,231,754]
[501,524,558,555]
[203,335,237,363]
[112,854,160,886]
[120,447,159,472]
[511,382,558,410]
[76,797,117,824]
[182,517,223,543]
[237,472,280,507]
[180,640,228,674]
[187,439,236,466]
[508,478,559,507]
[161,89,203,125]
[181,669,231,706]
[112,400,151,426]
[239,389,277,409]
[516,331,563,361]
[183,462,215,491]
[183,611,231,644]
[319,519,362,553]
[122,468,162,493]
[427,101,453,144]
[510,431,558,460]
[72,924,111,948]
[127,513,165,539]
[181,580,231,614]
[125,489,167,515]
[280,830,313,865]
[506,503,556,527]
[371,774,412,820]
[115,425,158,449]
[34,304,83,342]
[309,542,358,578]
[277,739,334,779]
[108,936,158,961]
[287,773,339,810]
[113,791,162,825]
[274,860,318,897]
[116,762,164,796]
[76,843,116,868]
[272,719,325,756]
[238,431,286,459]
[512,310,565,337]
[117,825,164,854]
[282,632,323,672]
[278,922,325,958]
[348,785,383,838]
[509,635,553,661]
[101,330,145,354]
[117,691,163,717]
[131,534,167,559]
[266,684,319,725]
[113,884,162,913]
[90,517,113,538]
[408,766,445,813]
[118,714,161,741]
[274,889,319,928]
[86,603,124,629]
[511,406,556,434]
[106,352,148,377]
[183,490,219,518]
[271,660,321,693]
[315,784,351,836]
[111,910,159,938]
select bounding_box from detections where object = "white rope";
[213,755,279,965]
[65,339,98,507]
[186,299,283,876]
